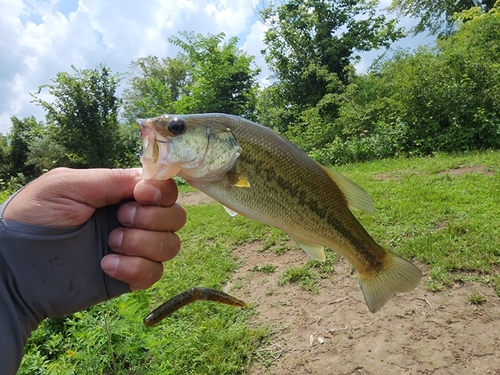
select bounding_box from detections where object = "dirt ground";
[179,191,500,375]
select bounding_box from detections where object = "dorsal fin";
[317,162,374,214]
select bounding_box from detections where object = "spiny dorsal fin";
[294,240,326,262]
[317,162,374,214]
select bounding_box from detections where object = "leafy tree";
[257,0,404,140]
[8,116,43,178]
[169,31,261,119]
[25,127,71,173]
[124,32,261,121]
[0,132,11,179]
[31,65,122,168]
[123,56,190,121]
[388,0,497,36]
[115,123,142,168]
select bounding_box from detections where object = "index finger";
[134,178,178,207]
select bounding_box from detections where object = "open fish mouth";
[137,117,180,180]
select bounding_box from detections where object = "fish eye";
[168,117,186,136]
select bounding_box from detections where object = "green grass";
[13,150,500,373]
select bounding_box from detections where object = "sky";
[0,0,433,134]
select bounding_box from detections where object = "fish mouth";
[136,118,179,180]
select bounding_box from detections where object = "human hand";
[3,167,186,290]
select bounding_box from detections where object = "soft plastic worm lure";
[143,287,248,327]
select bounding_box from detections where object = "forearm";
[0,198,130,374]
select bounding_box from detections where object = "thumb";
[65,168,142,209]
[3,168,142,226]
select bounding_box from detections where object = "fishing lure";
[143,287,248,327]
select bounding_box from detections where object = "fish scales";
[193,116,385,273]
[138,113,422,313]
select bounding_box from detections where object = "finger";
[117,201,186,232]
[108,228,181,262]
[101,254,164,290]
[134,178,178,207]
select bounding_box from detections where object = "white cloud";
[0,0,263,133]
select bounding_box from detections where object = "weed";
[278,267,320,293]
[251,264,278,274]
[304,248,340,277]
[468,293,488,305]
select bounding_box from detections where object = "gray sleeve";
[0,194,131,374]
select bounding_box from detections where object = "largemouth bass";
[138,113,422,313]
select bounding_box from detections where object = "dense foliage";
[31,65,125,168]
[306,4,500,165]
[257,0,404,136]
[388,0,497,35]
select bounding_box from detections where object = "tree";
[388,0,498,36]
[31,65,122,168]
[25,127,71,173]
[122,56,190,121]
[8,116,43,178]
[313,2,500,164]
[257,0,404,146]
[0,132,11,179]
[169,32,261,119]
[124,32,261,121]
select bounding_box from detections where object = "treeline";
[1,1,499,190]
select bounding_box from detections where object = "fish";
[137,113,422,313]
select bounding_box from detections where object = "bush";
[296,4,500,165]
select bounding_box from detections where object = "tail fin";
[358,252,422,313]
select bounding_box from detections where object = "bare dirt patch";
[373,165,493,181]
[438,165,493,177]
[180,191,500,375]
[177,190,215,206]
[228,245,500,375]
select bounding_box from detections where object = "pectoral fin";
[294,240,326,262]
[317,162,374,214]
[223,205,239,217]
[228,173,251,188]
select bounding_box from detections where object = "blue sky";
[0,0,433,133]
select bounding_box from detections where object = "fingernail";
[108,229,124,248]
[101,255,120,273]
[119,204,137,225]
[142,183,162,204]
